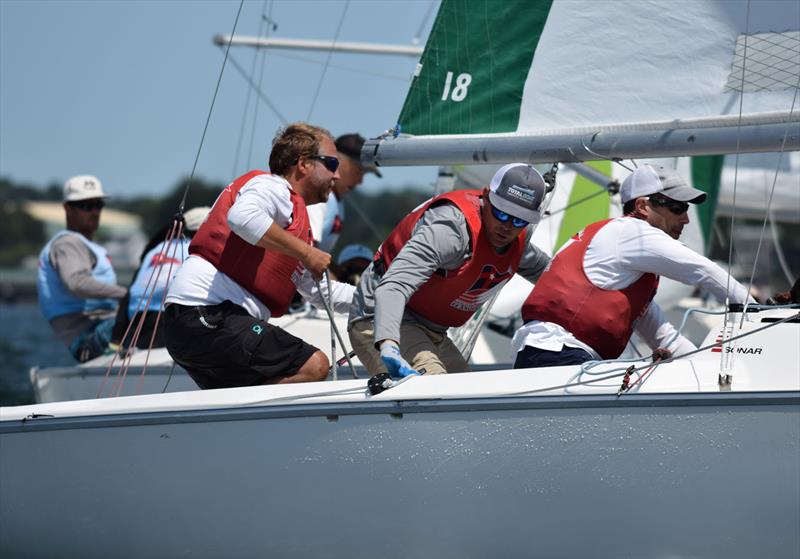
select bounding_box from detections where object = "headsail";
[364,0,800,166]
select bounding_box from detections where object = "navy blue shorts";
[164,301,318,389]
[513,345,593,369]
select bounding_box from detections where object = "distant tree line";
[0,176,431,267]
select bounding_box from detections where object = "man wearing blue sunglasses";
[348,163,550,379]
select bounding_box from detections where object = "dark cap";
[488,163,546,224]
[335,133,382,177]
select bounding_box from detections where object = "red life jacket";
[521,218,659,359]
[377,190,526,327]
[190,170,312,317]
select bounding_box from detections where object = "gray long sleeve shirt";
[348,203,550,345]
[47,233,127,346]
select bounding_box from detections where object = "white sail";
[364,0,800,166]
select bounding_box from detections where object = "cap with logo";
[488,163,546,224]
[620,164,707,204]
[63,175,107,202]
[335,133,382,178]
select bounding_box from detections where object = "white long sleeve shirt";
[512,216,754,358]
[166,173,354,320]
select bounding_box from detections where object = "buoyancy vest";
[128,237,190,318]
[521,218,659,359]
[377,190,527,327]
[37,231,118,321]
[189,170,312,317]
[318,195,343,253]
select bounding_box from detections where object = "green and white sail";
[364,0,800,166]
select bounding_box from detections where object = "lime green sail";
[398,0,553,135]
[553,161,612,251]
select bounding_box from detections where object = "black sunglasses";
[307,154,339,173]
[69,199,105,211]
[648,195,689,215]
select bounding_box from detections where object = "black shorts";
[164,301,319,389]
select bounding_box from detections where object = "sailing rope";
[312,274,359,379]
[97,219,185,397]
[506,309,800,398]
[306,0,350,120]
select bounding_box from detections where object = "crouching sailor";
[512,164,755,369]
[348,163,550,378]
[163,123,355,389]
[37,175,127,362]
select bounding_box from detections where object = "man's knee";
[298,350,329,381]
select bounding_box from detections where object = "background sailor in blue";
[110,206,211,349]
[37,175,127,362]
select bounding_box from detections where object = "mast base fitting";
[718,373,733,390]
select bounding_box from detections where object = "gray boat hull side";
[2,397,798,559]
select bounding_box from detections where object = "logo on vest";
[450,265,512,312]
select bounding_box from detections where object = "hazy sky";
[0,0,439,198]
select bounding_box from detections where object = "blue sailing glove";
[379,340,419,379]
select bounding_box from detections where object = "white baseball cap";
[183,206,211,232]
[63,175,107,202]
[620,164,707,204]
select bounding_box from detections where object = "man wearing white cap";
[513,164,754,369]
[348,163,551,378]
[36,175,127,362]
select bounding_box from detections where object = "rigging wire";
[743,76,800,293]
[247,1,275,170]
[178,0,245,214]
[719,0,752,370]
[270,51,410,82]
[306,0,350,121]
[544,187,608,218]
[413,0,437,45]
[770,210,796,284]
[232,0,272,177]
[223,51,289,126]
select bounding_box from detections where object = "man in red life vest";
[163,123,355,389]
[348,163,551,378]
[513,164,755,369]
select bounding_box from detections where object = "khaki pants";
[349,319,470,375]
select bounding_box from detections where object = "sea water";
[0,303,73,405]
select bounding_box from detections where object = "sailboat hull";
[2,392,798,559]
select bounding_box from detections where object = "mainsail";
[364,0,800,166]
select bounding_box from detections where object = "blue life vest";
[127,238,190,318]
[37,231,118,321]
